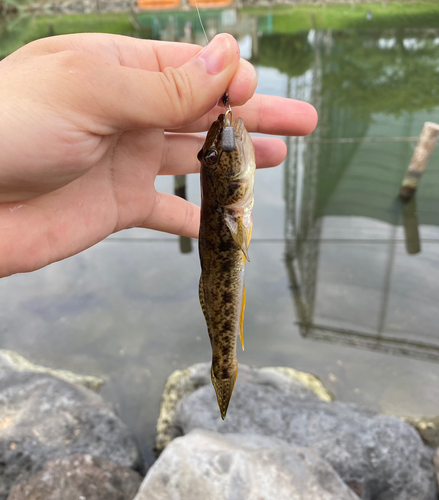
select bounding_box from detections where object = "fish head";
[198,114,255,208]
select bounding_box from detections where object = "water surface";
[1,13,439,464]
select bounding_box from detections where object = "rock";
[434,448,439,488]
[155,362,333,451]
[136,429,358,500]
[401,416,439,448]
[0,370,144,500]
[7,454,142,500]
[160,363,436,500]
[0,349,103,392]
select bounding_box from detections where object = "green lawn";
[0,12,136,56]
[245,1,439,33]
[22,12,134,39]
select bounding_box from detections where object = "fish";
[198,113,256,419]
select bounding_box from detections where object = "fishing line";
[194,0,209,46]
[193,0,236,151]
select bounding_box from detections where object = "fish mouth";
[202,114,244,155]
[203,114,225,152]
[233,117,244,141]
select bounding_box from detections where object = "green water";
[1,7,439,464]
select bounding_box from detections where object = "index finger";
[168,94,318,136]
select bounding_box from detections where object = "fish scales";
[198,113,255,419]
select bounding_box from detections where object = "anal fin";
[199,277,213,344]
[240,286,246,351]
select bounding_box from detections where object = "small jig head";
[221,107,235,153]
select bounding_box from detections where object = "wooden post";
[400,122,439,202]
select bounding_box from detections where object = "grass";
[26,12,134,38]
[244,1,439,33]
[0,12,136,56]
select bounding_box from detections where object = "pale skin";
[0,32,318,278]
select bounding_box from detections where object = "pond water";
[1,10,439,465]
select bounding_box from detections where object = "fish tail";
[211,364,238,420]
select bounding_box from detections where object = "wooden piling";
[400,122,439,202]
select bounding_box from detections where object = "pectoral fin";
[225,216,252,262]
[240,286,246,351]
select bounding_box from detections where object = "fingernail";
[198,34,235,75]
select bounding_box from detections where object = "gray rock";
[165,365,436,500]
[433,448,439,488]
[7,454,142,500]
[0,370,144,500]
[156,362,333,451]
[136,429,359,500]
[0,349,103,392]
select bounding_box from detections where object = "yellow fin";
[225,216,252,262]
[237,220,250,261]
[211,365,238,420]
[240,286,245,351]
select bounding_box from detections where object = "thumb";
[156,33,241,129]
[85,34,241,132]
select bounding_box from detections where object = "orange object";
[137,0,180,9]
[188,0,232,5]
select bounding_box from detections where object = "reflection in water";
[255,32,313,78]
[0,14,438,459]
[136,8,263,53]
[174,175,193,254]
[402,196,420,255]
[284,29,439,363]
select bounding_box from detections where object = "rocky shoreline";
[0,351,438,499]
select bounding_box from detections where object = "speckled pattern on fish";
[198,113,255,419]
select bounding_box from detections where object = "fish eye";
[204,149,219,166]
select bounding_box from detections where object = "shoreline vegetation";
[1,1,439,56]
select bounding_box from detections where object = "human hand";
[0,33,317,278]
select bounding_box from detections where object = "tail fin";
[211,365,238,420]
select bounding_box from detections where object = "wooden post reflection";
[402,195,421,255]
[174,175,193,254]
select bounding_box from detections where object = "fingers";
[56,34,255,133]
[160,133,287,175]
[171,94,318,136]
[26,33,203,72]
[253,137,287,169]
[22,33,314,138]
[139,192,200,239]
[226,59,258,107]
[29,34,258,102]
